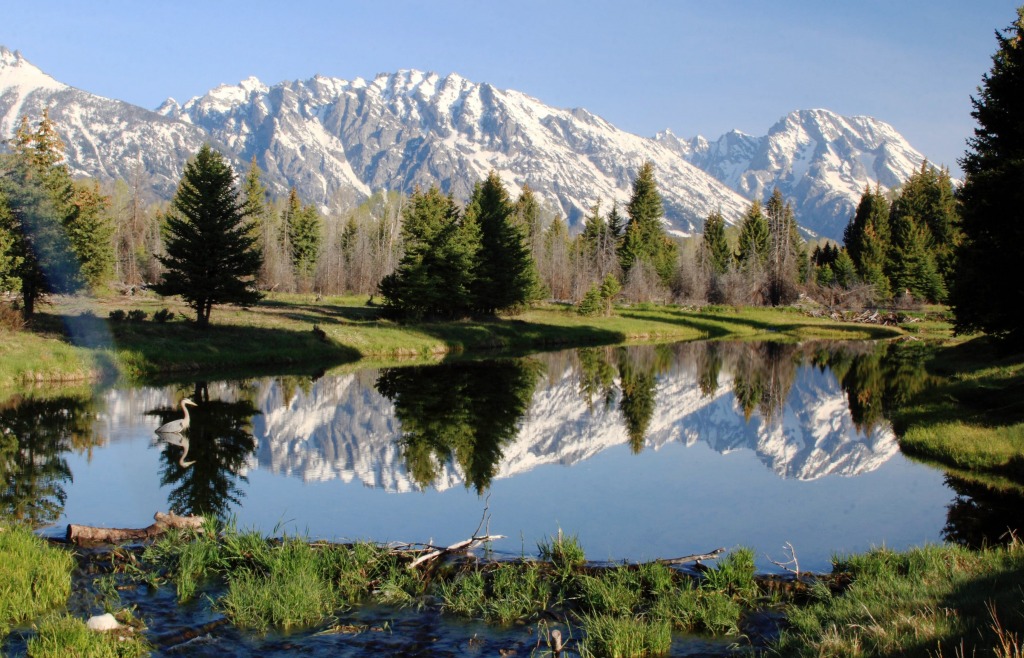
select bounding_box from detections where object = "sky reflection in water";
[6,340,965,572]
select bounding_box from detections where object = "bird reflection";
[153,432,196,468]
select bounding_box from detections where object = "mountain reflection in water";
[4,339,1017,567]
[252,341,909,490]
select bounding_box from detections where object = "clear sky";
[2,1,1019,176]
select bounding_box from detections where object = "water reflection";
[3,339,1021,563]
[150,383,258,518]
[943,475,1024,548]
[0,393,101,525]
[376,359,540,493]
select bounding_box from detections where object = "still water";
[0,340,988,572]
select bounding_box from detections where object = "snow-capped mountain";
[0,47,212,200]
[658,109,928,239]
[2,46,931,238]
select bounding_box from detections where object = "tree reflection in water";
[943,475,1024,548]
[376,358,540,493]
[151,383,258,519]
[0,393,101,526]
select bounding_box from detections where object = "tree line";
[1,5,1020,340]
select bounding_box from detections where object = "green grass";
[893,336,1024,482]
[25,613,150,658]
[577,613,673,658]
[0,524,74,639]
[774,541,1024,657]
[1,292,906,388]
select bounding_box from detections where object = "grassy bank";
[5,523,1020,657]
[0,293,902,387]
[895,336,1024,488]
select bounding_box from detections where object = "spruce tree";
[467,171,539,314]
[0,113,85,317]
[618,161,677,285]
[378,185,479,319]
[701,209,731,275]
[736,200,770,267]
[951,6,1024,339]
[152,145,263,328]
[844,185,892,300]
[66,180,114,290]
[887,164,951,303]
[283,188,322,283]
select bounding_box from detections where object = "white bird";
[156,398,197,434]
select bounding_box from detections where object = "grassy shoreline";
[1,292,903,388]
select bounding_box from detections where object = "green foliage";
[0,524,74,637]
[376,358,539,493]
[467,171,540,314]
[67,179,115,290]
[108,309,127,322]
[153,308,174,323]
[152,144,263,328]
[619,161,678,286]
[887,163,955,303]
[537,530,587,569]
[577,613,672,658]
[844,184,892,300]
[283,187,322,281]
[702,209,731,276]
[27,613,150,658]
[736,200,770,267]
[378,185,479,319]
[576,284,605,316]
[0,113,86,317]
[952,6,1024,340]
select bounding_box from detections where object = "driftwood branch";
[651,547,726,566]
[66,512,205,545]
[407,534,506,570]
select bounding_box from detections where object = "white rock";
[86,613,122,631]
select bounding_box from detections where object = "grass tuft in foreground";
[0,524,74,638]
[26,613,149,658]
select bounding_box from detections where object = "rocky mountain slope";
[2,45,930,238]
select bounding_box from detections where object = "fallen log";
[652,547,726,566]
[408,534,506,570]
[66,511,205,545]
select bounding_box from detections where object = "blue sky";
[2,1,1019,176]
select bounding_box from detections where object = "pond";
[0,339,1011,573]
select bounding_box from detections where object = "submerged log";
[66,512,205,545]
[652,547,726,566]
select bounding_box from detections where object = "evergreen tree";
[67,180,114,290]
[844,185,892,300]
[0,113,84,317]
[952,7,1024,338]
[467,171,539,314]
[152,144,263,328]
[886,163,958,302]
[378,185,479,319]
[736,200,769,267]
[606,201,625,241]
[241,158,277,289]
[283,188,322,283]
[701,209,731,276]
[618,161,677,285]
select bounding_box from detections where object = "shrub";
[153,308,174,323]
[126,309,147,322]
[108,309,126,322]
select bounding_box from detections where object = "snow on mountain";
[1,46,934,238]
[0,45,213,200]
[175,69,750,232]
[661,109,928,239]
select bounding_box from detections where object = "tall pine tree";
[736,200,770,267]
[378,185,480,319]
[951,5,1024,339]
[618,161,677,285]
[467,171,539,314]
[701,209,731,275]
[844,185,891,300]
[152,145,263,328]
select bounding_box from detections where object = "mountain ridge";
[1,45,929,239]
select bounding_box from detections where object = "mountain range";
[1,45,930,240]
